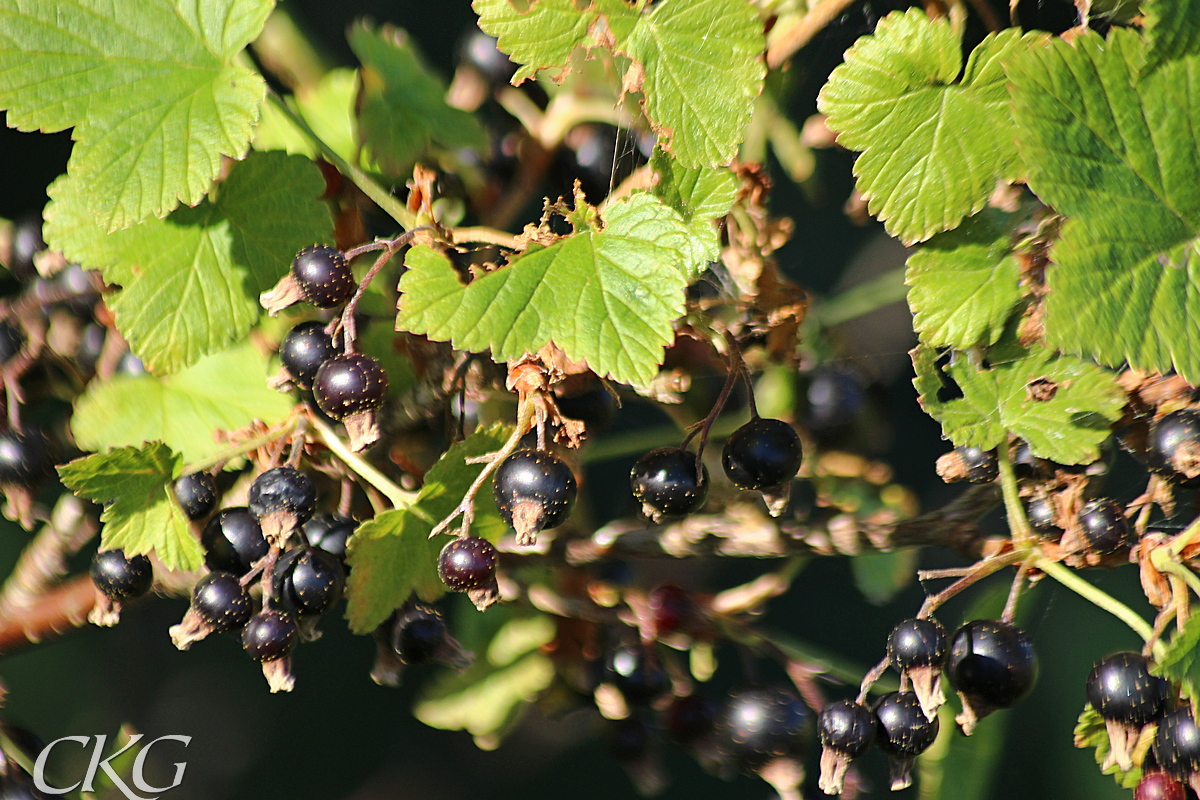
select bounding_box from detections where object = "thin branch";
[0,575,96,655]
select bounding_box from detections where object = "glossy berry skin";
[1154,708,1200,779]
[648,584,692,637]
[438,536,497,591]
[873,692,939,756]
[493,449,577,533]
[291,245,354,308]
[242,609,298,662]
[716,686,813,772]
[0,430,50,486]
[1148,410,1200,484]
[459,29,517,85]
[818,700,875,758]
[1135,770,1187,800]
[173,472,217,520]
[313,353,388,420]
[279,321,337,389]
[90,550,153,602]
[721,418,803,491]
[192,572,253,632]
[555,388,616,432]
[1026,494,1061,538]
[947,620,1037,709]
[249,466,316,525]
[271,546,345,616]
[201,508,268,576]
[1086,652,1169,725]
[302,513,355,561]
[630,448,708,518]
[888,618,947,671]
[392,608,448,664]
[1078,499,1133,555]
[957,446,998,483]
[605,645,669,705]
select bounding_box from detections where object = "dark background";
[0,0,1144,798]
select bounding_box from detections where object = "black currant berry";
[279,321,337,389]
[8,214,44,280]
[1136,770,1187,800]
[555,388,617,432]
[604,645,669,705]
[386,604,473,671]
[716,686,813,773]
[271,546,345,616]
[960,446,999,483]
[1025,493,1062,538]
[249,466,316,542]
[192,572,253,632]
[90,549,153,602]
[1087,652,1169,725]
[1078,498,1133,555]
[648,584,692,637]
[888,617,948,720]
[873,691,940,790]
[438,536,497,592]
[817,699,875,795]
[201,508,268,576]
[630,447,708,521]
[173,472,217,520]
[493,449,577,544]
[302,513,356,561]
[1148,409,1200,484]
[458,28,517,85]
[1154,708,1200,782]
[242,609,298,662]
[313,353,388,419]
[947,619,1037,734]
[291,245,354,308]
[721,418,803,491]
[392,608,449,664]
[0,429,50,486]
[0,322,23,363]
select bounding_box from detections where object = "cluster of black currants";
[631,416,804,523]
[164,467,348,692]
[1086,652,1200,799]
[818,617,1036,794]
[269,246,389,451]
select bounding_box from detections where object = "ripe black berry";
[493,449,577,544]
[555,388,617,432]
[173,472,217,520]
[90,549,153,601]
[873,691,940,790]
[959,446,999,483]
[817,699,875,795]
[0,429,50,486]
[1154,708,1200,781]
[721,417,803,491]
[888,618,947,671]
[271,546,345,616]
[201,508,268,576]
[249,466,316,534]
[1136,770,1187,800]
[1025,493,1061,538]
[630,447,708,521]
[1148,409,1200,484]
[604,644,669,705]
[1078,498,1133,555]
[313,353,388,419]
[438,536,497,592]
[192,572,253,632]
[716,686,812,772]
[302,513,355,561]
[1087,652,1169,725]
[458,29,517,85]
[947,619,1037,734]
[291,245,354,308]
[242,609,298,662]
[648,584,692,637]
[279,321,337,389]
[392,607,449,664]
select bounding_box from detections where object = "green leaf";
[349,22,486,178]
[253,68,361,166]
[344,424,513,634]
[415,605,555,749]
[1142,0,1200,75]
[911,339,1124,465]
[71,342,293,464]
[817,10,1041,244]
[1073,706,1142,789]
[397,193,690,388]
[651,148,737,274]
[918,702,1009,800]
[1156,611,1200,697]
[619,0,765,168]
[906,210,1022,348]
[45,151,333,374]
[851,549,917,605]
[0,0,271,231]
[1009,29,1200,384]
[473,0,597,83]
[57,443,202,571]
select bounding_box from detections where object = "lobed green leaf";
[473,0,597,83]
[651,148,737,275]
[1142,0,1200,75]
